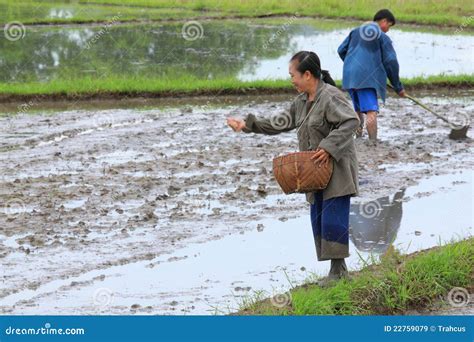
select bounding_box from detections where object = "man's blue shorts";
[348,88,379,113]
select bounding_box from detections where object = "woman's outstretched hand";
[226,117,246,132]
[310,148,331,168]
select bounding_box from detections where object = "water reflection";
[2,170,471,315]
[49,8,74,19]
[1,20,472,84]
[350,189,406,254]
[0,21,295,83]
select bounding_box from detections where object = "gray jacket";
[243,81,359,203]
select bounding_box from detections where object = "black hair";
[373,9,396,25]
[289,51,336,86]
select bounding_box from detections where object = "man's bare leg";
[355,112,364,138]
[366,110,377,141]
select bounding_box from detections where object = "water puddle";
[1,19,472,85]
[2,170,471,314]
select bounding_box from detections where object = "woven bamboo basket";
[272,151,333,194]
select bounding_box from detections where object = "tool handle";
[387,84,451,124]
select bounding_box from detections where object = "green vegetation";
[1,74,472,99]
[238,238,474,315]
[401,74,474,88]
[0,1,222,25]
[1,0,473,27]
[0,2,471,100]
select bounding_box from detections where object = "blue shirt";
[337,22,403,102]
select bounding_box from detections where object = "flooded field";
[1,19,473,84]
[0,92,472,314]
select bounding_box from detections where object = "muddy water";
[0,171,472,315]
[1,19,472,83]
[0,94,473,314]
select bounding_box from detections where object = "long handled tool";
[388,84,469,140]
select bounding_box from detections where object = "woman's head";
[289,51,335,93]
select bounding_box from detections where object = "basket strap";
[296,96,321,135]
[294,156,300,191]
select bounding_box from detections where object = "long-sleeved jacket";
[337,22,403,101]
[243,80,359,203]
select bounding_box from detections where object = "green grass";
[1,0,473,27]
[0,77,290,95]
[402,74,474,87]
[238,238,474,315]
[0,74,472,99]
[0,0,221,25]
[79,0,474,27]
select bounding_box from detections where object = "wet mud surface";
[0,94,472,314]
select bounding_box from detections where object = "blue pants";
[310,192,350,261]
[348,88,379,113]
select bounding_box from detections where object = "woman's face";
[289,60,311,93]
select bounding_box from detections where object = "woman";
[227,51,359,285]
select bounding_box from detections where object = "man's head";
[373,9,396,32]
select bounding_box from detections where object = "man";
[338,9,405,142]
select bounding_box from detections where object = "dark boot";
[329,259,348,278]
[318,259,348,287]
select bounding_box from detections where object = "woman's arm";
[227,102,297,135]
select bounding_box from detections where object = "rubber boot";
[318,259,348,287]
